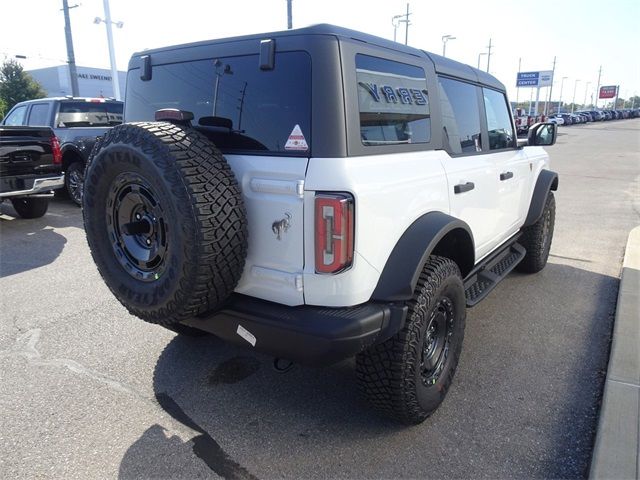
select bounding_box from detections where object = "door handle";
[500,171,514,181]
[454,182,475,194]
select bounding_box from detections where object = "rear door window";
[125,52,312,156]
[438,77,482,155]
[56,101,123,127]
[355,54,430,146]
[3,105,27,126]
[27,103,50,126]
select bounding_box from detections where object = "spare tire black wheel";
[83,122,248,326]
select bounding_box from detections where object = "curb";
[590,226,640,480]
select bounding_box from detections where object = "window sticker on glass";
[356,54,430,146]
[284,124,308,151]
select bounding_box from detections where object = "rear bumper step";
[464,242,526,307]
[181,294,407,366]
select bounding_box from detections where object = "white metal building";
[27,65,126,99]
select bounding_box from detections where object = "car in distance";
[1,97,123,205]
[82,24,559,424]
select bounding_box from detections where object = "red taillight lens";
[315,193,354,274]
[50,136,62,165]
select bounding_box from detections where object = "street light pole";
[477,52,487,69]
[442,35,456,57]
[392,15,402,42]
[582,81,591,109]
[557,76,567,113]
[486,38,492,73]
[100,0,121,100]
[571,79,580,113]
[286,0,292,29]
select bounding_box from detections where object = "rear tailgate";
[0,126,56,177]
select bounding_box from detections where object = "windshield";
[56,101,123,128]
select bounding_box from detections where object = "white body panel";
[226,147,550,308]
[303,151,450,306]
[225,154,308,306]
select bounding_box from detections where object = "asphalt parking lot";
[1,120,639,479]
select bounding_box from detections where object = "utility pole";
[582,81,591,108]
[486,38,492,73]
[594,65,602,108]
[62,0,80,97]
[286,0,292,29]
[545,56,556,116]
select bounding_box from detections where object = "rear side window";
[482,88,516,150]
[56,101,123,127]
[27,103,50,126]
[356,54,430,146]
[438,77,481,155]
[3,105,27,126]
[125,52,312,156]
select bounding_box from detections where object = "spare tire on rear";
[83,122,248,326]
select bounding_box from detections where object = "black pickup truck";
[1,97,123,205]
[0,126,64,218]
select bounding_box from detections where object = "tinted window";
[56,101,123,127]
[3,105,27,126]
[482,88,515,150]
[438,77,481,154]
[356,54,430,146]
[27,103,50,126]
[125,52,312,155]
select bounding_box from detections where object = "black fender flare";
[523,169,558,227]
[371,212,475,302]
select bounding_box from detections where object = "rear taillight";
[51,136,62,165]
[315,193,354,274]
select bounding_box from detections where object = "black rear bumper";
[181,294,407,366]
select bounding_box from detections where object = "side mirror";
[527,122,557,146]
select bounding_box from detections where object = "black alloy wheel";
[106,172,168,282]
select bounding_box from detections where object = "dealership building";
[27,65,126,99]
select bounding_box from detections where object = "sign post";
[516,71,553,118]
[599,85,618,109]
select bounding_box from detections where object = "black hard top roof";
[132,24,505,91]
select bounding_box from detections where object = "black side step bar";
[463,242,526,307]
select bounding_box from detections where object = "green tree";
[0,96,6,120]
[0,59,46,112]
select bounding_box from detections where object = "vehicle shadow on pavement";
[0,200,82,278]
[118,263,617,479]
[118,332,403,479]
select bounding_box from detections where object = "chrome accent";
[0,175,64,198]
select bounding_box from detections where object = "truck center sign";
[516,71,554,88]
[599,85,618,99]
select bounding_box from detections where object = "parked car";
[0,126,63,218]
[82,24,559,424]
[1,97,123,205]
[549,114,565,125]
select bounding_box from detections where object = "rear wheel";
[356,256,466,424]
[83,122,248,326]
[65,161,85,206]
[517,192,555,273]
[10,197,49,219]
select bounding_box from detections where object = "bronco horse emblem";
[272,213,292,240]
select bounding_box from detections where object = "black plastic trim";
[181,294,406,366]
[371,212,475,301]
[523,169,559,227]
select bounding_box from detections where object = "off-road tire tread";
[83,122,248,325]
[517,192,555,273]
[356,256,465,424]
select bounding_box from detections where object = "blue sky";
[1,0,638,104]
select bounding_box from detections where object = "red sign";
[599,85,618,99]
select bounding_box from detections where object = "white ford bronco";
[83,25,558,424]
